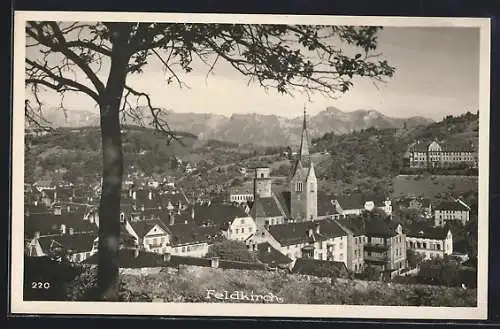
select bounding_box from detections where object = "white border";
[11,11,491,320]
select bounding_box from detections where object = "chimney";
[60,224,66,235]
[163,253,171,263]
[169,213,175,226]
[211,257,220,269]
[68,227,74,235]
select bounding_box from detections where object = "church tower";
[290,107,317,222]
[254,167,272,199]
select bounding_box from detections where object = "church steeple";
[298,104,310,164]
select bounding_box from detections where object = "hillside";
[30,106,433,147]
[311,111,479,197]
[25,125,261,185]
[63,265,477,306]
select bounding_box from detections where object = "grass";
[392,175,478,199]
[109,266,477,306]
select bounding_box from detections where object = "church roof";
[250,196,283,218]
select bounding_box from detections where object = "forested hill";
[25,125,266,185]
[312,111,479,181]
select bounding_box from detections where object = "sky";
[26,25,481,121]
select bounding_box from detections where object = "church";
[249,109,337,228]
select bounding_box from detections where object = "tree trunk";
[96,23,132,302]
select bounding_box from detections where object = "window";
[241,219,245,224]
[260,173,264,178]
[241,228,245,234]
[249,227,253,233]
[296,182,303,192]
[236,229,239,234]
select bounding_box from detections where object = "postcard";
[11,11,490,320]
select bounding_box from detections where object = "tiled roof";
[256,242,293,266]
[317,192,340,217]
[38,231,97,254]
[25,213,98,237]
[25,204,51,215]
[268,219,347,246]
[250,197,282,218]
[83,249,166,268]
[187,203,249,227]
[364,218,398,238]
[408,142,428,152]
[274,191,291,217]
[83,249,267,271]
[218,260,267,271]
[128,219,170,238]
[435,201,470,211]
[405,223,450,240]
[335,218,365,236]
[168,223,224,246]
[290,258,348,278]
[408,141,475,153]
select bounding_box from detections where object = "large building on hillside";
[406,140,477,169]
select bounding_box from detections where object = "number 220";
[31,281,50,289]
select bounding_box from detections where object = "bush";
[206,240,259,263]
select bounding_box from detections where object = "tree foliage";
[25,21,395,301]
[206,240,259,263]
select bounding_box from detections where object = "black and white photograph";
[11,11,490,319]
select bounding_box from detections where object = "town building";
[362,218,407,279]
[333,192,393,217]
[229,186,254,205]
[335,218,367,273]
[434,199,471,226]
[406,140,477,169]
[167,223,224,257]
[27,231,98,263]
[405,224,453,260]
[246,219,350,267]
[124,218,171,254]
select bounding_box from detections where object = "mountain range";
[33,106,433,147]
